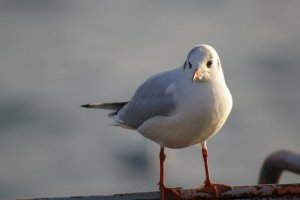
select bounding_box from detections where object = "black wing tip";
[81,104,90,108]
[108,111,117,118]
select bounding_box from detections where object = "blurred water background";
[0,1,300,199]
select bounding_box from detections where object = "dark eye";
[207,60,213,68]
[188,61,192,69]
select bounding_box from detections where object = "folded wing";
[116,70,178,129]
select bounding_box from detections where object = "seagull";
[81,44,233,199]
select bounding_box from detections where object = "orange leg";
[202,146,212,186]
[158,147,166,191]
[158,147,182,200]
[198,144,231,198]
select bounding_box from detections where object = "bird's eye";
[188,61,192,69]
[207,60,213,68]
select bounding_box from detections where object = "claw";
[198,183,232,198]
[160,186,183,200]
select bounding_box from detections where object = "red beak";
[193,69,202,82]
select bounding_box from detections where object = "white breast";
[138,77,232,149]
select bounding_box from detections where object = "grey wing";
[117,70,178,129]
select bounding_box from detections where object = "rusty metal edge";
[18,183,300,200]
[181,183,300,199]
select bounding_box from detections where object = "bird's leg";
[198,144,218,197]
[158,147,166,191]
[202,144,212,186]
[158,147,182,200]
[198,142,231,198]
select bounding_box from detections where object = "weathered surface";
[21,183,300,200]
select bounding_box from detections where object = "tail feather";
[81,101,134,129]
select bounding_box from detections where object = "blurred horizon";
[0,1,300,199]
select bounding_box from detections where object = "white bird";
[82,44,233,199]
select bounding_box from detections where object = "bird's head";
[183,44,223,82]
